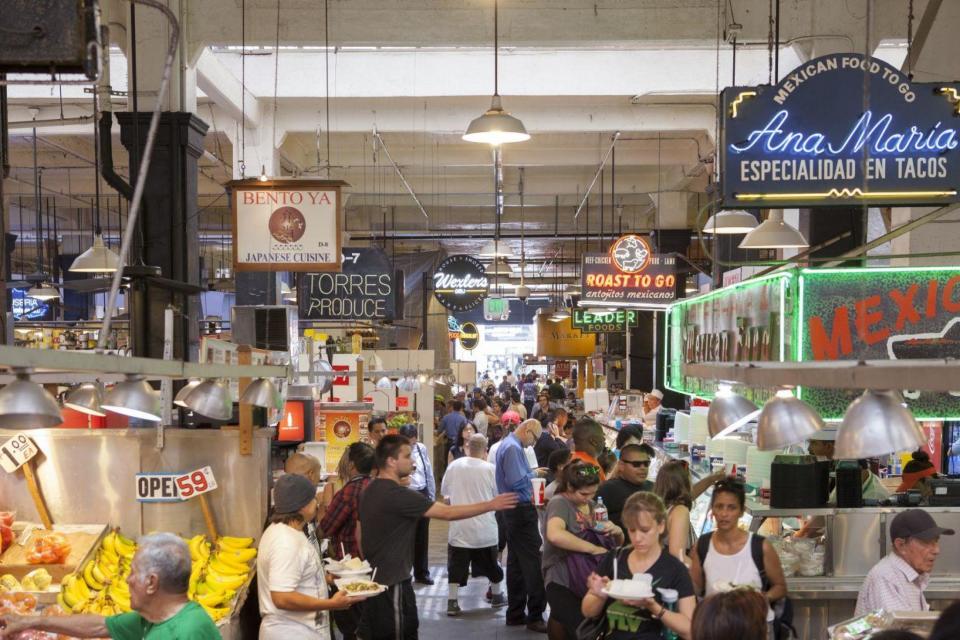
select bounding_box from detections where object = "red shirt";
[319,474,372,559]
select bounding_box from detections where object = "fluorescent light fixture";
[702,209,758,234]
[739,210,808,249]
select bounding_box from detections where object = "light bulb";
[259,166,269,182]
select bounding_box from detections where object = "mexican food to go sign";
[720,53,960,208]
[230,179,345,272]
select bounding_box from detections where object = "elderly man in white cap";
[643,389,664,427]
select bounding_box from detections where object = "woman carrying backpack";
[689,480,790,639]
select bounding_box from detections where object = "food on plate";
[26,532,71,565]
[342,580,379,594]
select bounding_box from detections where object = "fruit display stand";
[0,427,272,639]
[0,523,107,604]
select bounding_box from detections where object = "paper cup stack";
[673,411,690,445]
[745,445,782,491]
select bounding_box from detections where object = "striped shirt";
[855,552,930,616]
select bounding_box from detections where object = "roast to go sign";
[458,322,480,350]
[721,53,960,208]
[433,255,489,312]
[0,433,39,473]
[231,179,345,272]
[135,466,218,503]
[572,309,639,333]
[581,235,676,306]
[300,247,400,321]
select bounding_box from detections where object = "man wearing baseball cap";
[855,509,955,615]
[643,389,664,427]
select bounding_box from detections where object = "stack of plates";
[723,438,750,466]
[705,432,724,459]
[745,445,782,490]
[673,411,690,444]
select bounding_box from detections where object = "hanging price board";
[135,466,218,503]
[0,433,39,473]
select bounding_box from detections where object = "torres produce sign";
[572,309,639,333]
[230,179,345,272]
[581,235,676,307]
[299,247,401,321]
[798,267,960,419]
[720,53,960,208]
[433,255,489,312]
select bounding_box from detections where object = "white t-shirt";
[441,457,498,548]
[473,411,489,437]
[257,522,330,635]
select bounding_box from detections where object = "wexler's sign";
[720,53,960,208]
[230,179,346,272]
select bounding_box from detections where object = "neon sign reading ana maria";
[720,53,960,208]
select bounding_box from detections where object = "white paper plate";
[602,585,654,601]
[334,578,387,598]
[329,568,373,578]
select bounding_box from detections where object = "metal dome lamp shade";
[756,389,825,451]
[63,382,106,417]
[0,372,62,428]
[462,1,529,145]
[315,359,335,395]
[240,378,280,410]
[835,390,925,459]
[182,379,234,421]
[27,283,60,301]
[69,234,120,273]
[707,384,759,438]
[376,376,393,390]
[739,210,808,249]
[173,379,202,408]
[101,376,162,422]
[702,209,759,234]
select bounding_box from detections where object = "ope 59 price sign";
[135,466,218,503]
[0,433,40,473]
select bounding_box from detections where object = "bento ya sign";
[720,53,960,208]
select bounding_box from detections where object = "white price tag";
[0,433,39,473]
[173,466,218,500]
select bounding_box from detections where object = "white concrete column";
[125,0,194,112]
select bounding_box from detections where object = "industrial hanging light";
[739,210,808,249]
[101,376,162,422]
[702,209,759,235]
[486,257,513,276]
[375,376,393,391]
[63,381,106,417]
[259,165,269,182]
[550,308,571,322]
[173,379,202,407]
[0,371,62,428]
[707,384,759,438]
[835,390,925,459]
[71,93,121,273]
[182,379,233,421]
[70,234,120,273]
[756,389,824,450]
[27,283,60,301]
[241,378,280,410]
[462,0,529,145]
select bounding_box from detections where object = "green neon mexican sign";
[666,266,960,420]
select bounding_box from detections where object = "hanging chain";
[906,0,915,80]
[239,0,246,178]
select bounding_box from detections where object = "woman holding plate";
[582,492,695,640]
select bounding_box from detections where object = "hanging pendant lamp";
[0,371,62,428]
[835,390,925,459]
[739,211,808,249]
[756,389,824,450]
[27,283,60,301]
[102,376,162,422]
[463,0,529,145]
[64,381,107,417]
[707,384,759,438]
[702,209,759,235]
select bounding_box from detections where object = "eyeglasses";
[620,459,651,469]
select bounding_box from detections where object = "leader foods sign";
[720,53,960,208]
[230,179,346,272]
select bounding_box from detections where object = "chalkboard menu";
[299,247,401,321]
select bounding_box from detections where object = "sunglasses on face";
[620,458,651,469]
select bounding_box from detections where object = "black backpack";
[696,532,796,640]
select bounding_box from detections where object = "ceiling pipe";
[372,128,428,220]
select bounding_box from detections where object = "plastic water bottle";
[657,588,679,640]
[594,497,608,530]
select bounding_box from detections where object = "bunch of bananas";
[185,535,256,622]
[58,529,136,615]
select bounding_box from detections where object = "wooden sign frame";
[228,178,348,273]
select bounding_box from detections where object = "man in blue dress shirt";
[495,418,547,633]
